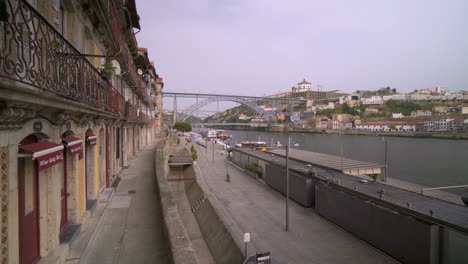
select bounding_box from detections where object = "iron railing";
[102,0,139,86]
[0,0,116,110]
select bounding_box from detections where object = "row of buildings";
[305,114,467,133]
[0,0,164,263]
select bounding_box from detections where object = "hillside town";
[228,80,468,133]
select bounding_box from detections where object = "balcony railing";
[103,0,139,86]
[0,0,120,113]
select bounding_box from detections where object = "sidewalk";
[67,141,170,264]
[194,143,399,264]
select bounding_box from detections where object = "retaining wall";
[184,177,244,264]
[154,137,199,264]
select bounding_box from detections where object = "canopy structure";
[62,137,83,155]
[19,141,64,171]
[86,134,97,146]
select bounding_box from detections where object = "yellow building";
[0,0,163,263]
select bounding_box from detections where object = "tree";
[389,125,397,131]
[173,122,192,132]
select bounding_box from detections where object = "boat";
[240,141,268,149]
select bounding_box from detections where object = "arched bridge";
[180,96,274,122]
[162,92,306,124]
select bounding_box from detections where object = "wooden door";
[60,150,68,232]
[18,157,40,264]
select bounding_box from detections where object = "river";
[211,129,468,196]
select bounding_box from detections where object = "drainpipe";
[121,126,124,169]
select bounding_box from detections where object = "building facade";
[0,0,163,263]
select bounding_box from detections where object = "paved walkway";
[77,141,170,264]
[195,142,399,264]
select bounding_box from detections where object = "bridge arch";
[180,96,274,123]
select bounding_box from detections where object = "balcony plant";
[99,63,116,81]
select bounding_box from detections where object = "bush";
[190,145,195,153]
[192,151,198,161]
[177,138,180,144]
[244,163,259,173]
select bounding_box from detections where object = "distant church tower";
[294,79,312,92]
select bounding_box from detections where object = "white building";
[356,123,416,132]
[361,96,383,105]
[411,110,432,117]
[392,113,404,119]
[292,79,312,92]
[424,118,451,132]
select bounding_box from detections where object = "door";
[60,150,68,232]
[18,157,40,264]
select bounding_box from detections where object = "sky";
[135,0,468,111]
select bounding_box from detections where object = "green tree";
[389,125,397,131]
[173,122,192,132]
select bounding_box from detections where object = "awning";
[18,141,64,171]
[62,137,83,155]
[86,134,97,146]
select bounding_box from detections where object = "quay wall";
[155,135,243,264]
[196,125,468,140]
[184,179,244,264]
[154,136,199,264]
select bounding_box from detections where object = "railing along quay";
[0,0,125,115]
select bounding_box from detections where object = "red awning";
[86,134,97,146]
[62,137,83,155]
[18,141,64,171]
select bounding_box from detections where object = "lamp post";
[382,137,388,182]
[225,156,230,182]
[244,233,250,258]
[285,136,290,232]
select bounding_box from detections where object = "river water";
[216,129,468,196]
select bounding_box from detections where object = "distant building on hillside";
[424,118,463,132]
[292,79,312,92]
[362,96,383,105]
[411,110,432,117]
[461,104,468,115]
[238,114,252,120]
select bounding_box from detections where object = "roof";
[126,0,141,29]
[298,79,311,85]
[233,148,468,233]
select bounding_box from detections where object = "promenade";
[195,142,399,264]
[66,141,170,264]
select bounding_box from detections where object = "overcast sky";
[136,0,468,110]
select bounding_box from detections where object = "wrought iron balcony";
[0,0,123,115]
[102,0,139,86]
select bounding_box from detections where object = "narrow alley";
[66,141,170,264]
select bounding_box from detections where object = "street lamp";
[285,136,290,232]
[225,156,230,182]
[382,137,388,182]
